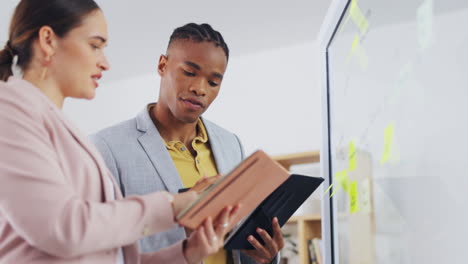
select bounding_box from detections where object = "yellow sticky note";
[350,0,369,35]
[348,140,357,171]
[350,180,360,213]
[341,178,351,195]
[380,123,395,164]
[336,169,350,194]
[328,169,349,197]
[351,35,360,53]
[347,34,369,70]
[324,183,334,197]
[346,35,360,63]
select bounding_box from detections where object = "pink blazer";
[0,77,188,264]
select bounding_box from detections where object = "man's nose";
[189,79,206,96]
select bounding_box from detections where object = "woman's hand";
[182,204,241,264]
[171,190,198,218]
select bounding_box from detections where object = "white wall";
[63,41,322,156]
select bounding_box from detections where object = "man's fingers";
[272,217,285,249]
[192,175,222,193]
[213,174,223,180]
[256,228,277,255]
[247,235,270,257]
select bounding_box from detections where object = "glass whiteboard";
[321,0,468,263]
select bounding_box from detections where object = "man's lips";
[181,98,205,108]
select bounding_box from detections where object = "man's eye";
[91,44,99,50]
[208,81,218,87]
[183,70,196,77]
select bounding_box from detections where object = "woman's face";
[49,9,109,100]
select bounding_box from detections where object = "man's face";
[158,40,227,123]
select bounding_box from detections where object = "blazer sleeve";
[141,240,190,264]
[0,96,176,258]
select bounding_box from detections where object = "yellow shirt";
[164,119,227,264]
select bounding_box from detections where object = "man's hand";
[241,217,285,264]
[191,174,223,194]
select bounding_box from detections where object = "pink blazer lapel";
[47,104,116,202]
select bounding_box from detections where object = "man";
[91,23,283,264]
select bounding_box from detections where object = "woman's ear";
[158,54,168,76]
[37,26,57,62]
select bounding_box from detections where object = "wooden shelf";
[272,151,320,170]
[286,214,322,264]
[289,214,321,222]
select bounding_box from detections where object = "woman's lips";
[91,74,102,88]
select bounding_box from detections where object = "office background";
[1,1,332,263]
[0,0,331,157]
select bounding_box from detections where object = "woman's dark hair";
[168,23,230,61]
[0,0,100,81]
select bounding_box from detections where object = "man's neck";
[151,103,198,147]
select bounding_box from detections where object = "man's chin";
[178,115,200,124]
[177,110,204,124]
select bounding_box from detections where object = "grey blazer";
[90,107,278,264]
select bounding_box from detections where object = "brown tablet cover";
[176,150,290,230]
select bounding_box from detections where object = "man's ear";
[158,54,168,76]
[37,26,57,62]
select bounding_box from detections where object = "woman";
[0,0,239,263]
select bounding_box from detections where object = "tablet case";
[224,174,324,250]
[176,150,290,230]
